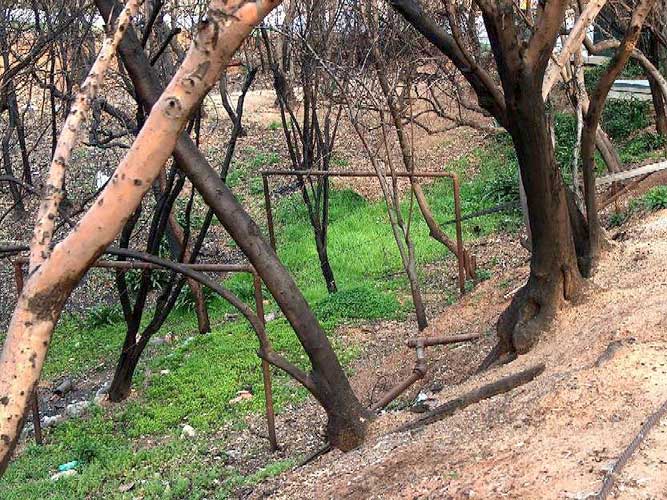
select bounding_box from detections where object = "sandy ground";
[250,209,667,500]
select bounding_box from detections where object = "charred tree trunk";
[108,343,141,402]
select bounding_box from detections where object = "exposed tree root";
[496,264,583,356]
[397,363,546,432]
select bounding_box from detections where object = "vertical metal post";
[451,175,466,296]
[14,261,43,445]
[262,174,277,250]
[253,272,278,451]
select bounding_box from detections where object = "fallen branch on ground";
[397,363,546,432]
[595,398,667,500]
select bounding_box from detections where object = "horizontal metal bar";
[13,256,253,273]
[260,169,458,179]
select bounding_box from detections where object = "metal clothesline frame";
[260,169,467,295]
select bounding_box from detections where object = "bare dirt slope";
[253,210,667,500]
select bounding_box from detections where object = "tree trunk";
[650,77,667,136]
[108,347,141,402]
[95,0,372,449]
[498,89,584,355]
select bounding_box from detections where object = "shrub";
[478,157,520,204]
[554,112,578,171]
[642,185,667,211]
[83,304,123,328]
[602,98,650,140]
[620,132,666,164]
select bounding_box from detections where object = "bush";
[602,98,650,140]
[584,60,644,95]
[83,304,123,328]
[554,112,578,171]
[620,132,667,164]
[642,186,667,211]
[478,157,520,204]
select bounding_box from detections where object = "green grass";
[0,138,522,498]
[608,185,667,228]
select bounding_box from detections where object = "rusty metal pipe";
[451,174,466,296]
[371,341,427,412]
[13,257,253,273]
[406,333,481,349]
[253,272,278,451]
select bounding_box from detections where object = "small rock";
[65,401,90,418]
[42,414,64,428]
[264,312,277,323]
[415,391,430,403]
[95,381,111,398]
[53,378,73,396]
[160,369,171,376]
[430,381,444,393]
[410,402,430,414]
[181,424,196,439]
[51,469,77,481]
[118,481,135,493]
[224,313,239,322]
[229,390,253,405]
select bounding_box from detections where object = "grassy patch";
[608,185,667,228]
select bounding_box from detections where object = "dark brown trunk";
[108,348,141,402]
[95,0,371,449]
[108,327,143,402]
[650,79,667,136]
[315,234,337,294]
[497,85,583,355]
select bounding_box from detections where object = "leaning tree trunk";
[497,87,584,356]
[95,0,372,450]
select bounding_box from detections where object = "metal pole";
[406,332,480,348]
[260,169,459,179]
[451,175,466,296]
[253,272,278,451]
[14,261,43,445]
[262,174,277,250]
